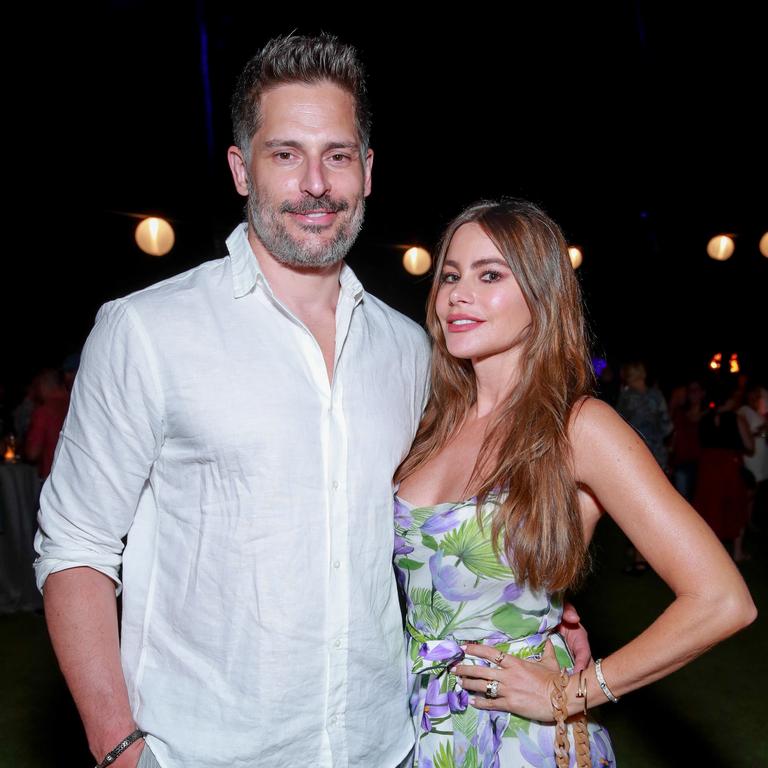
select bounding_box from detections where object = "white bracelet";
[594,658,620,703]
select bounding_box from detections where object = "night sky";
[6,2,766,399]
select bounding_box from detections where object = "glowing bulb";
[706,235,734,261]
[729,353,740,374]
[760,232,768,258]
[403,247,431,276]
[568,246,583,269]
[709,352,722,370]
[135,217,175,257]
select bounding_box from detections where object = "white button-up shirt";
[35,224,431,768]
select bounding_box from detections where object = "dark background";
[6,1,766,398]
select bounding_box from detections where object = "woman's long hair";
[396,199,594,592]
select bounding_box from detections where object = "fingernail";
[455,675,463,685]
[469,696,476,706]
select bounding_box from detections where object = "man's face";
[230,81,373,268]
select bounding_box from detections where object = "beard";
[247,181,365,269]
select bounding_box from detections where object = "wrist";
[93,727,145,767]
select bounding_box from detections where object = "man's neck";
[247,228,342,319]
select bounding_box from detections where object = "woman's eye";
[481,271,503,282]
[439,273,459,284]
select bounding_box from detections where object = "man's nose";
[300,158,331,198]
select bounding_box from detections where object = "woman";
[393,199,755,768]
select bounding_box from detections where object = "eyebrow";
[443,258,509,270]
[263,139,359,150]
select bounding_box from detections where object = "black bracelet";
[95,729,146,768]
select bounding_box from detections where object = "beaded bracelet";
[594,658,620,703]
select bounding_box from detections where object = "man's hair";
[231,33,372,160]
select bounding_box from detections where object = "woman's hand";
[453,640,563,721]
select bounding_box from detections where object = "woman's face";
[435,223,532,368]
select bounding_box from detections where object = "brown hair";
[231,33,372,161]
[397,198,594,591]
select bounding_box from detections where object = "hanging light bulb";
[135,217,175,257]
[709,352,722,371]
[403,247,431,276]
[729,353,740,374]
[568,246,583,269]
[706,235,735,261]
[760,232,768,258]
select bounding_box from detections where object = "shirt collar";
[226,222,365,305]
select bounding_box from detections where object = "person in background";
[694,380,754,562]
[25,368,70,479]
[669,379,705,501]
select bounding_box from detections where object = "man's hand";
[558,601,591,670]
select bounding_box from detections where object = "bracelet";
[550,669,570,768]
[576,668,588,715]
[95,729,146,768]
[594,658,620,703]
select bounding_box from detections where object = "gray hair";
[231,33,372,161]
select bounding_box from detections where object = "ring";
[493,651,506,665]
[486,679,500,699]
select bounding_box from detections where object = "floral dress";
[394,495,615,768]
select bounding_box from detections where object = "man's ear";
[227,146,250,197]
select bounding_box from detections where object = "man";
[36,34,429,767]
[35,34,587,768]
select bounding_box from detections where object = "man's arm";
[44,568,144,767]
[34,299,164,767]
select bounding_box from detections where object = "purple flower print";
[421,504,466,534]
[502,581,524,602]
[395,534,414,556]
[394,497,413,528]
[447,686,469,713]
[518,725,562,768]
[476,709,506,768]
[418,639,463,663]
[421,676,450,732]
[592,728,615,767]
[429,551,483,602]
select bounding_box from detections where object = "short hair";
[231,33,372,160]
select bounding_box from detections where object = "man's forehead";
[259,81,356,118]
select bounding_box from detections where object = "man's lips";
[289,210,338,226]
[445,314,484,333]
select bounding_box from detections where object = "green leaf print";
[398,557,425,570]
[432,741,456,768]
[554,644,574,670]
[490,603,541,636]
[421,533,439,551]
[503,714,531,737]
[410,505,440,528]
[410,588,455,636]
[461,747,481,768]
[452,705,479,742]
[441,519,513,580]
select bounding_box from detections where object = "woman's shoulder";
[567,396,638,454]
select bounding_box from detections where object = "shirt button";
[333,560,341,569]
[332,480,339,490]
[330,715,338,726]
[334,639,342,649]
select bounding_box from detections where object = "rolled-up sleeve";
[34,298,164,592]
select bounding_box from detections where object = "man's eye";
[275,152,294,161]
[330,153,350,162]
